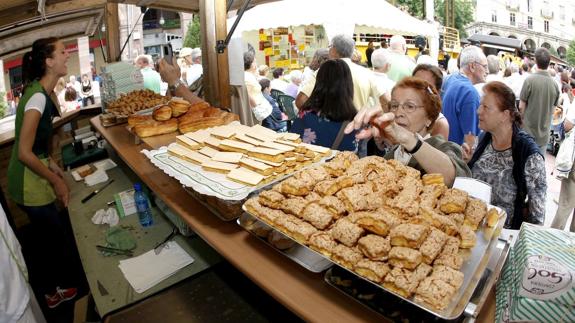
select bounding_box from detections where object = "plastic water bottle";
[134,183,153,227]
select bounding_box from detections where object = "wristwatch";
[168,79,185,93]
[405,137,423,154]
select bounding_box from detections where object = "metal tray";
[183,186,242,222]
[324,237,511,322]
[242,194,508,320]
[237,212,334,273]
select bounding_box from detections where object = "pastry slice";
[212,152,243,164]
[355,209,402,236]
[330,218,365,247]
[419,228,448,264]
[464,198,488,230]
[239,157,274,176]
[301,202,335,230]
[201,160,237,174]
[204,136,222,149]
[307,231,337,257]
[357,234,391,260]
[417,207,459,236]
[486,207,501,228]
[318,196,347,218]
[299,143,331,156]
[438,188,469,214]
[414,277,456,310]
[354,259,390,283]
[434,237,463,270]
[430,265,464,290]
[258,141,295,152]
[458,225,477,249]
[227,167,264,186]
[167,143,209,165]
[336,183,375,213]
[176,135,201,150]
[314,179,340,196]
[247,147,285,163]
[332,244,363,269]
[219,139,255,153]
[235,133,263,146]
[183,129,211,144]
[389,223,430,249]
[198,146,220,158]
[243,197,284,224]
[258,190,285,209]
[279,196,308,216]
[421,173,445,186]
[419,184,446,209]
[388,246,423,270]
[290,221,318,244]
[210,126,236,139]
[305,191,322,203]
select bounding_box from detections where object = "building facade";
[465,0,574,58]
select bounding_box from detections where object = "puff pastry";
[389,223,430,249]
[414,277,456,310]
[458,225,477,249]
[357,234,391,260]
[153,105,172,121]
[463,198,487,230]
[416,207,459,236]
[354,259,390,283]
[330,218,365,247]
[355,209,402,236]
[388,246,423,270]
[430,265,464,290]
[332,244,363,269]
[383,263,432,298]
[258,190,285,209]
[336,183,375,212]
[280,177,310,196]
[307,231,338,257]
[419,228,448,264]
[279,197,308,216]
[421,173,445,186]
[318,196,347,218]
[301,202,335,230]
[438,188,469,214]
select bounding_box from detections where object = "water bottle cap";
[133,183,142,191]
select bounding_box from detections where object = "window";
[510,13,516,26]
[492,10,497,23]
[528,16,533,29]
[560,5,565,20]
[527,0,532,12]
[544,20,549,32]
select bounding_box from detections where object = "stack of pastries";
[244,152,501,311]
[106,89,170,117]
[128,98,239,138]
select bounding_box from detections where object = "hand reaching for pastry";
[344,107,417,150]
[158,57,181,86]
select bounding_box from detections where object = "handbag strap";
[332,121,350,150]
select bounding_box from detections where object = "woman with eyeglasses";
[466,81,546,229]
[346,77,470,186]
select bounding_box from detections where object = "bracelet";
[405,138,423,154]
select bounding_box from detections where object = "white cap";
[179,47,193,58]
[192,48,202,59]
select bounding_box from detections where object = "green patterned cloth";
[496,224,575,322]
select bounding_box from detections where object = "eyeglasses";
[475,61,488,70]
[388,101,425,113]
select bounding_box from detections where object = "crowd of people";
[243,34,575,234]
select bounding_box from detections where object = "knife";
[81,180,115,203]
[154,227,178,255]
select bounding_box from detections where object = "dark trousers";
[82,95,95,107]
[19,203,86,295]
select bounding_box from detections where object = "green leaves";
[183,15,201,49]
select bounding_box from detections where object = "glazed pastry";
[133,118,178,137]
[169,97,191,117]
[152,105,172,121]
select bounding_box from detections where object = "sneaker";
[45,287,77,308]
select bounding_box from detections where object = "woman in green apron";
[7,37,81,309]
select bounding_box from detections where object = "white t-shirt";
[0,206,30,323]
[270,78,288,93]
[186,64,203,85]
[24,93,46,114]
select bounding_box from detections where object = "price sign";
[520,255,573,300]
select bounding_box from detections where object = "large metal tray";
[324,237,511,322]
[237,212,333,273]
[242,192,508,320]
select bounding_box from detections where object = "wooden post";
[200,0,231,109]
[105,3,121,63]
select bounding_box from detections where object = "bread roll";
[153,105,172,121]
[128,114,153,126]
[133,118,178,137]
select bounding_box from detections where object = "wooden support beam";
[105,3,121,63]
[200,0,231,109]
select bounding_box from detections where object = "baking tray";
[237,212,333,273]
[242,192,508,320]
[324,237,511,322]
[183,186,243,222]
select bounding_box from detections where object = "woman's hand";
[461,143,473,163]
[52,176,69,207]
[49,159,65,178]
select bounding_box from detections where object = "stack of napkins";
[118,241,194,293]
[84,169,109,186]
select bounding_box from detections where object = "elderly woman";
[291,59,358,151]
[244,51,272,122]
[346,77,470,186]
[466,81,546,229]
[412,64,450,140]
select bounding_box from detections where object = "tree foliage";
[183,15,201,48]
[0,93,7,118]
[394,0,474,38]
[567,40,575,66]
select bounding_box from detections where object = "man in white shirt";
[270,68,289,93]
[296,34,382,110]
[1,205,46,323]
[370,48,395,103]
[186,48,203,85]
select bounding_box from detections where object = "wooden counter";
[92,116,498,322]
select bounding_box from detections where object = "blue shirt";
[290,111,358,151]
[441,73,480,144]
[262,93,287,132]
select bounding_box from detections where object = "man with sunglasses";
[441,45,487,145]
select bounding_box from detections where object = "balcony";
[506,0,519,11]
[541,8,553,19]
